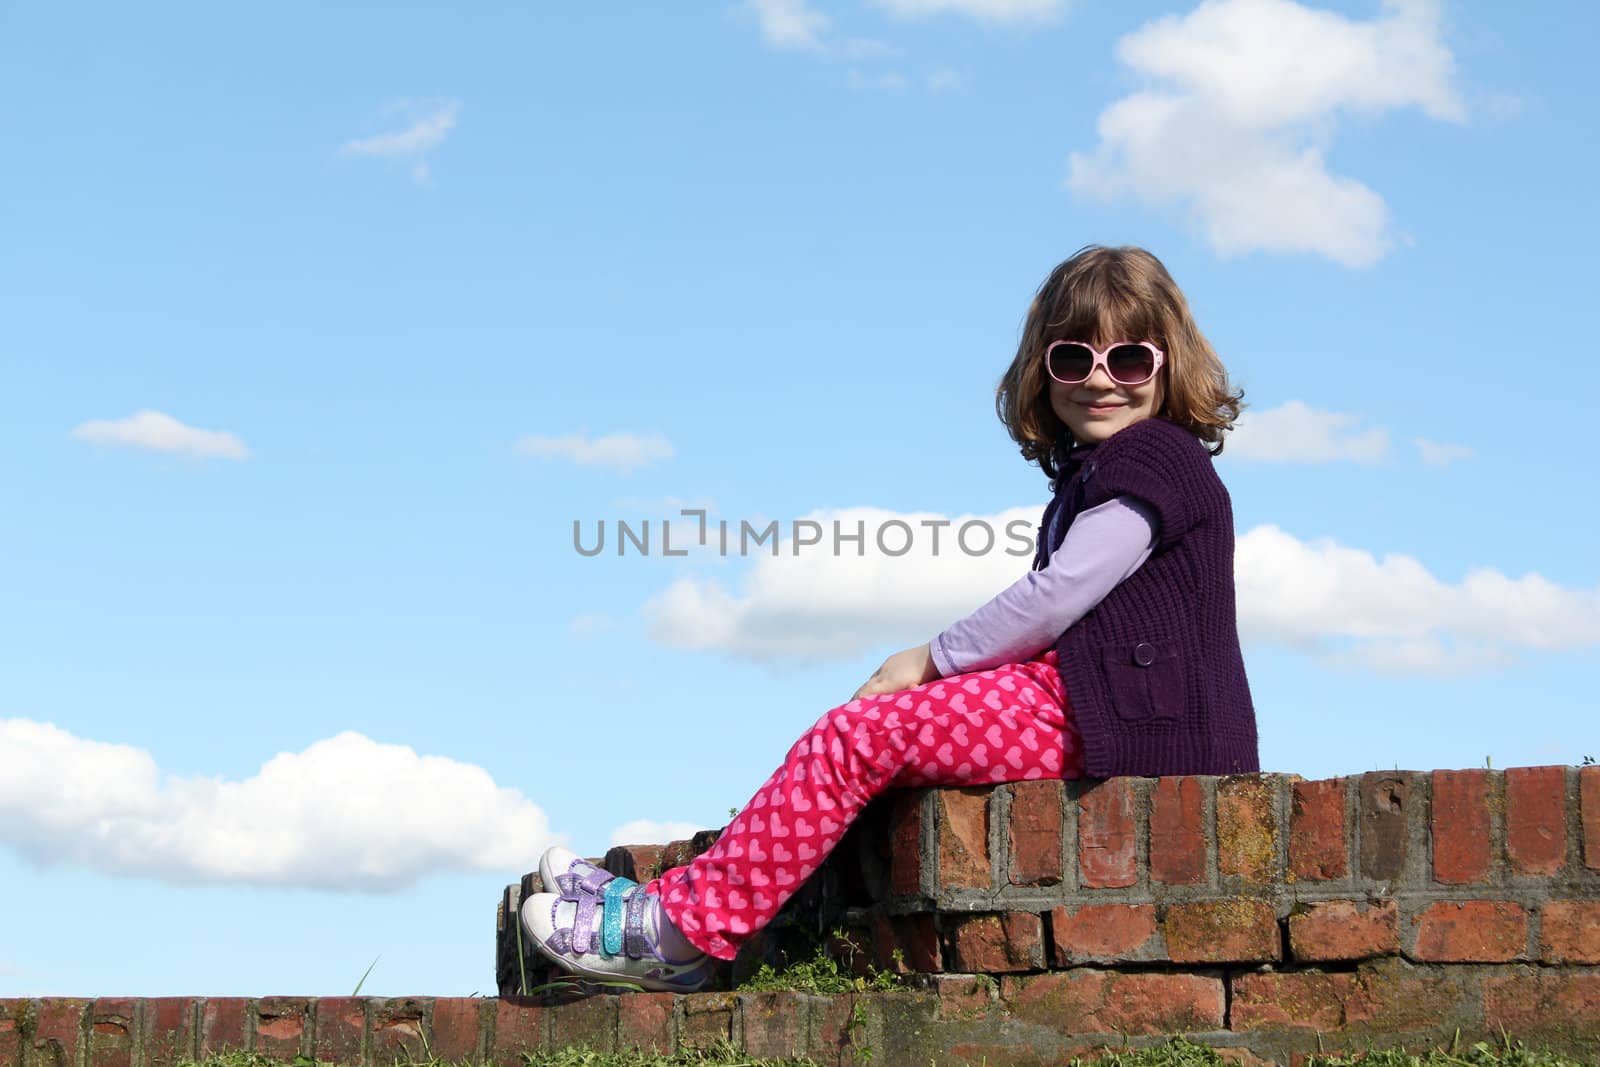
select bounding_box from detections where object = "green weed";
[733,928,906,995]
[172,1031,1597,1067]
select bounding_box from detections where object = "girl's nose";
[1084,364,1118,390]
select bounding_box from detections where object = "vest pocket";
[1100,639,1185,722]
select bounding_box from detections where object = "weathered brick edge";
[6,969,1600,1067]
[503,766,1600,986]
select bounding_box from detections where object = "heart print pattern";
[642,647,1084,961]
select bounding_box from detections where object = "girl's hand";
[853,643,941,701]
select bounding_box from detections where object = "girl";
[521,245,1257,991]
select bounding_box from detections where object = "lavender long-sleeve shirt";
[929,495,1159,677]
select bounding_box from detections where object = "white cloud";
[1068,0,1465,267]
[516,431,675,474]
[643,504,1043,661]
[1414,437,1475,467]
[609,819,705,848]
[869,0,1066,20]
[1225,400,1389,464]
[0,722,559,892]
[746,0,831,51]
[1236,524,1600,673]
[738,0,917,87]
[340,100,460,185]
[70,409,250,460]
[637,502,1600,676]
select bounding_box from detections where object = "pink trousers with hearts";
[642,647,1084,960]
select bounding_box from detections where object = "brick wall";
[5,767,1595,1066]
[497,765,1600,1062]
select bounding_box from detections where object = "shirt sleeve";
[929,494,1160,677]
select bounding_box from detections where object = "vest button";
[1133,642,1156,666]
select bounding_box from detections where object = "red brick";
[888,789,925,896]
[938,787,992,889]
[869,912,941,973]
[1163,899,1281,963]
[1240,958,1471,1035]
[0,1000,21,1067]
[1412,900,1528,961]
[1008,779,1063,886]
[1360,772,1417,880]
[1078,779,1136,888]
[740,991,807,1059]
[492,998,546,1064]
[1149,776,1207,884]
[311,997,366,1065]
[680,992,734,1050]
[1287,899,1399,961]
[1432,769,1493,883]
[1482,972,1600,1038]
[1505,765,1567,876]
[948,912,1044,972]
[1003,970,1224,1033]
[88,998,139,1067]
[1582,765,1600,871]
[1540,901,1600,964]
[373,998,431,1062]
[1290,777,1347,881]
[549,995,616,1055]
[605,843,666,883]
[429,998,484,1065]
[140,998,198,1066]
[617,992,674,1054]
[1231,971,1354,1030]
[933,975,994,1018]
[198,998,249,1057]
[805,994,857,1063]
[1218,775,1278,883]
[1049,903,1159,963]
[1344,958,1472,1031]
[255,997,310,1061]
[33,999,87,1067]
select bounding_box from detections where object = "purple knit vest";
[1036,417,1259,778]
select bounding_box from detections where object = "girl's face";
[1048,339,1166,445]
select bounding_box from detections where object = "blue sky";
[2,0,1597,996]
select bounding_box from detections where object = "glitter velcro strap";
[623,885,650,960]
[601,876,638,956]
[571,894,598,954]
[578,866,615,896]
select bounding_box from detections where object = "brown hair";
[995,245,1244,485]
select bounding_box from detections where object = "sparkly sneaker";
[521,878,716,993]
[539,845,617,898]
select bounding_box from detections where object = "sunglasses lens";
[1047,343,1095,382]
[1107,344,1156,384]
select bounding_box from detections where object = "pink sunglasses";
[1044,340,1166,386]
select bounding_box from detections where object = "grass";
[173,1033,1598,1066]
[732,928,907,995]
[1074,1035,1596,1066]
